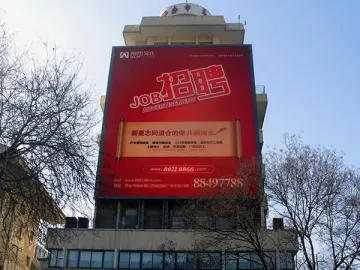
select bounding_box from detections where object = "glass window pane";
[79,251,91,267]
[200,253,211,269]
[126,209,137,216]
[57,250,64,267]
[145,208,162,229]
[226,253,237,270]
[264,252,275,269]
[171,216,185,229]
[287,254,294,269]
[67,250,79,268]
[91,251,103,268]
[250,253,262,269]
[123,209,138,228]
[210,253,221,269]
[164,253,175,270]
[239,253,250,269]
[153,253,163,269]
[187,253,197,269]
[103,251,114,269]
[130,252,141,269]
[142,252,153,269]
[50,250,58,267]
[280,253,293,269]
[119,252,130,269]
[176,253,186,269]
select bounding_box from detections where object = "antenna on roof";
[238,15,247,26]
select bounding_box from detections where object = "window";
[91,251,103,268]
[143,253,153,269]
[170,207,185,229]
[26,256,30,267]
[215,217,234,229]
[29,231,35,242]
[280,253,294,270]
[176,253,196,269]
[67,250,79,268]
[195,212,213,229]
[142,252,163,269]
[250,254,262,269]
[122,209,138,229]
[164,253,175,270]
[130,253,141,268]
[49,249,64,267]
[79,251,91,267]
[67,250,113,269]
[238,253,250,269]
[95,201,117,228]
[263,253,276,269]
[104,251,114,268]
[200,253,221,270]
[115,251,229,270]
[119,252,130,268]
[144,203,162,229]
[225,253,237,270]
[119,252,141,269]
[16,221,23,240]
[121,202,138,229]
[171,216,185,229]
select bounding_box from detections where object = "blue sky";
[2,0,360,167]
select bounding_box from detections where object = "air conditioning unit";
[65,217,78,228]
[273,218,284,230]
[78,217,89,229]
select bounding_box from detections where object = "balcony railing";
[256,85,266,94]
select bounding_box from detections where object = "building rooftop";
[160,2,212,17]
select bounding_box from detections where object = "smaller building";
[0,145,64,270]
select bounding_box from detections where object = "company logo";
[120,51,155,59]
[129,65,231,113]
[120,52,129,59]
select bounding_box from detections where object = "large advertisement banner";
[97,45,259,198]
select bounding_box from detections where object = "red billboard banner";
[97,45,259,198]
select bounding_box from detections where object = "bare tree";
[0,23,98,265]
[161,160,297,270]
[265,134,360,270]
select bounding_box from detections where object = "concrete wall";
[123,16,244,46]
[47,228,298,252]
[140,16,226,26]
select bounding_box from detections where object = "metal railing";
[256,85,266,94]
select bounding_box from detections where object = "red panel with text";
[98,46,259,198]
